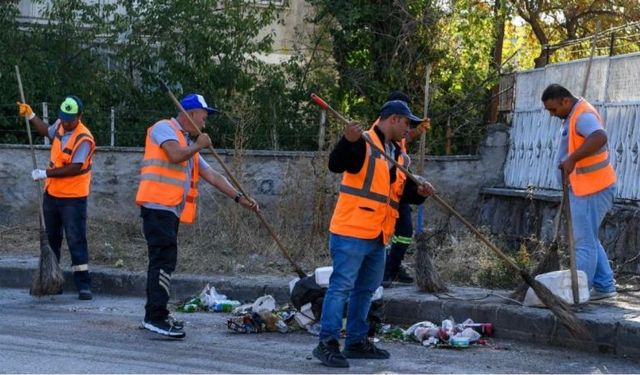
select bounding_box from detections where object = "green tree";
[0,0,117,144]
[509,0,639,67]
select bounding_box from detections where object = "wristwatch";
[234,192,244,203]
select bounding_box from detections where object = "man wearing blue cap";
[313,99,435,367]
[17,96,95,300]
[135,93,259,339]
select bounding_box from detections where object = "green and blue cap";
[59,96,83,122]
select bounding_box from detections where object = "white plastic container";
[294,302,316,327]
[314,266,333,287]
[523,269,590,307]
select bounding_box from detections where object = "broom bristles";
[415,233,448,293]
[511,241,561,301]
[30,231,64,297]
[521,271,591,341]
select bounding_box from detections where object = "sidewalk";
[1,255,639,358]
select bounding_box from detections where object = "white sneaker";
[589,290,617,301]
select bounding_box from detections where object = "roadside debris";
[380,318,493,349]
[176,284,241,313]
[176,276,494,351]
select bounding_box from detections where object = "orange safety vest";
[567,100,616,196]
[45,122,95,198]
[135,119,200,223]
[329,127,410,245]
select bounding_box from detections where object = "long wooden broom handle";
[15,65,47,231]
[160,82,306,278]
[562,173,580,304]
[310,93,522,272]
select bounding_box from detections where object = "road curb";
[1,256,638,358]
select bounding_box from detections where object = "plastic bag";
[199,284,227,309]
[252,295,276,313]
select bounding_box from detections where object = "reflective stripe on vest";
[44,122,95,198]
[329,127,407,245]
[567,100,616,196]
[135,118,200,223]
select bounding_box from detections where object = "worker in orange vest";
[135,93,258,339]
[313,100,435,368]
[541,84,617,301]
[17,96,95,300]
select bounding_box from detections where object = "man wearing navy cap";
[313,99,435,367]
[17,96,95,300]
[135,93,259,339]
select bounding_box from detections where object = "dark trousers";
[385,203,413,276]
[141,206,179,322]
[42,192,91,291]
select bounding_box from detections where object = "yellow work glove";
[17,101,36,120]
[417,118,431,134]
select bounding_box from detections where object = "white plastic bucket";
[314,266,333,287]
[523,269,590,307]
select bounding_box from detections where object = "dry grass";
[419,225,533,289]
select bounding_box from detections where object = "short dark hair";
[386,91,410,103]
[541,84,574,102]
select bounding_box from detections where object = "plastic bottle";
[183,303,198,313]
[213,300,241,312]
[275,319,288,333]
[441,319,454,335]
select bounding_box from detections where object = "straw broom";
[15,65,65,296]
[310,93,590,340]
[511,195,563,301]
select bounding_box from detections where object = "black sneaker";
[78,290,93,300]
[142,319,186,339]
[396,266,414,284]
[312,338,349,368]
[343,339,390,359]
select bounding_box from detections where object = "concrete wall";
[0,124,510,230]
[479,188,640,274]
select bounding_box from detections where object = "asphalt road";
[0,287,638,373]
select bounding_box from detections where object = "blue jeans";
[319,233,386,346]
[42,192,91,291]
[569,185,616,293]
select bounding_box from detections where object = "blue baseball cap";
[180,93,219,114]
[380,100,423,126]
[58,96,83,122]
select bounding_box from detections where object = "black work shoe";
[396,266,414,284]
[78,290,93,300]
[313,339,349,368]
[343,339,390,359]
[142,319,186,339]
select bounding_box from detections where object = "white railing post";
[42,102,50,145]
[110,107,115,147]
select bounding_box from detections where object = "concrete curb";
[1,256,638,358]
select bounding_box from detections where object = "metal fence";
[504,52,640,201]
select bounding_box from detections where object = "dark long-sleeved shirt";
[328,126,426,205]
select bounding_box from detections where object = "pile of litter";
[175,268,494,350]
[380,318,493,349]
